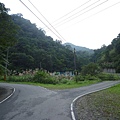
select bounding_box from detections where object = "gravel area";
[74,90,120,120]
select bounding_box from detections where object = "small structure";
[53,71,74,76]
[103,68,116,73]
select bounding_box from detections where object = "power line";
[60,1,120,31]
[53,0,92,23]
[75,1,120,25]
[53,0,101,26]
[17,1,60,50]
[43,0,98,30]
[53,0,109,28]
[19,0,65,42]
[27,0,66,42]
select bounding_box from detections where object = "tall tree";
[0,2,19,75]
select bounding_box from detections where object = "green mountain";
[6,14,91,72]
[91,33,120,73]
[63,42,94,54]
[8,14,73,72]
[1,2,120,74]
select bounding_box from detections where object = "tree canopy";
[91,33,120,73]
[0,3,18,50]
[0,3,19,75]
[1,2,120,74]
[5,13,93,72]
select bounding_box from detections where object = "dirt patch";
[74,90,120,120]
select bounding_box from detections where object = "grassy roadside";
[75,83,120,120]
[0,80,101,89]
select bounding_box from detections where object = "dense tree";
[0,3,18,75]
[6,13,94,73]
[7,14,75,72]
[0,3,18,49]
[1,4,120,74]
[81,63,101,76]
[9,53,34,71]
[91,33,120,73]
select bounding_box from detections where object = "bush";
[97,73,120,81]
[74,74,100,82]
[33,70,58,84]
[84,74,99,81]
[60,78,69,84]
[81,63,101,76]
[7,75,34,82]
[74,75,85,82]
[0,75,4,80]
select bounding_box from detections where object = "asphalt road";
[0,81,120,120]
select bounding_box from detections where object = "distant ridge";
[63,42,94,54]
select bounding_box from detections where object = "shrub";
[7,75,34,82]
[60,78,69,84]
[0,75,4,80]
[81,63,102,76]
[97,73,120,81]
[85,74,99,81]
[74,74,100,82]
[74,75,85,82]
[33,70,58,84]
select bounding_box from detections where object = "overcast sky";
[1,0,120,49]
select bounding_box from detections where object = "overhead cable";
[76,1,120,24]
[53,0,92,23]
[19,0,65,42]
[61,1,120,31]
[54,0,109,28]
[54,0,101,26]
[28,0,66,42]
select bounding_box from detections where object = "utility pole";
[74,48,78,83]
[73,48,76,71]
[40,62,42,70]
[4,47,9,80]
[50,55,53,72]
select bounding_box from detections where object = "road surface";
[0,81,120,120]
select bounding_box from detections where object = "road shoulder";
[0,86,14,103]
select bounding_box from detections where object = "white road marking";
[71,83,119,120]
[0,88,15,104]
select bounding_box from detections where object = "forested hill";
[8,14,91,72]
[91,33,120,73]
[1,2,120,74]
[9,14,120,73]
[63,42,94,54]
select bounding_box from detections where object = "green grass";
[0,80,100,89]
[93,84,120,119]
[39,80,101,89]
[75,83,120,119]
[107,83,120,94]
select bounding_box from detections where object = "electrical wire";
[19,0,119,39]
[27,0,66,42]
[54,0,109,28]
[19,0,65,42]
[53,0,101,26]
[53,0,92,23]
[76,1,120,25]
[60,1,120,31]
[43,0,108,30]
[43,0,98,30]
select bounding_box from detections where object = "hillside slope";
[63,42,94,54]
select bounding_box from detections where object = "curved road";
[0,81,120,120]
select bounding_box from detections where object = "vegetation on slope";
[75,84,120,120]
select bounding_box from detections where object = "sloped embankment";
[74,84,120,120]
